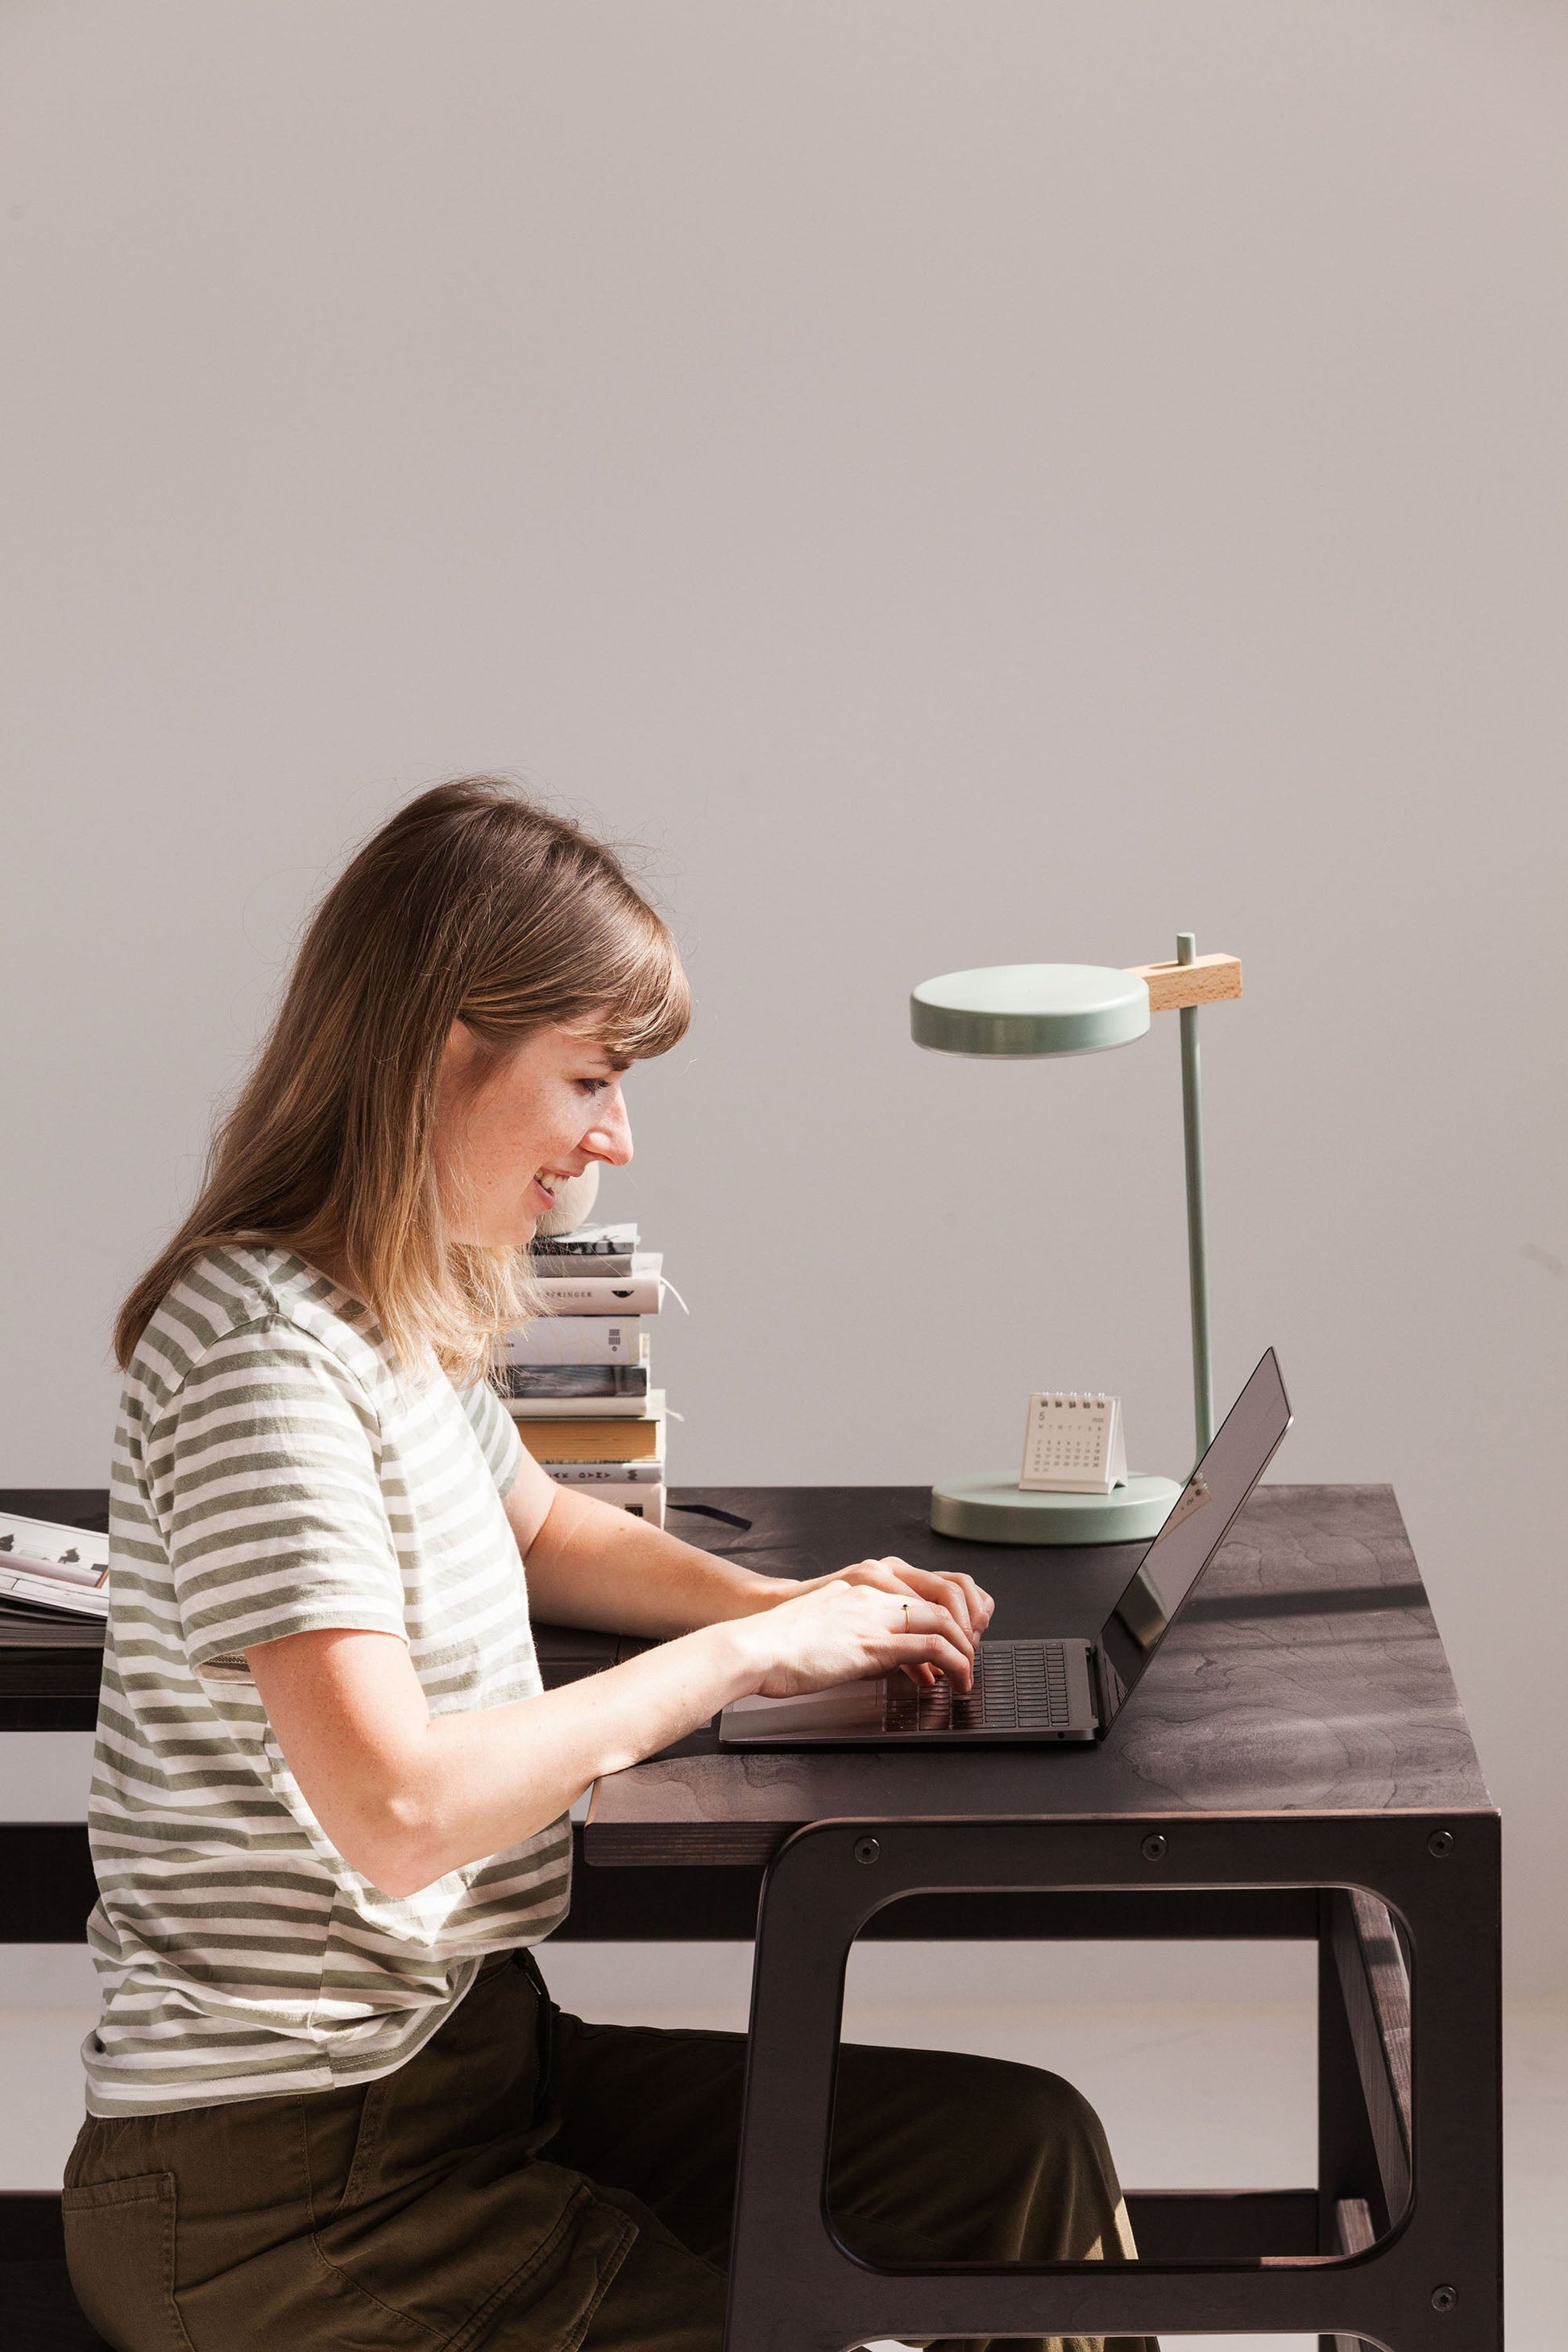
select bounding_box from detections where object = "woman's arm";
[508,1454,993,1653]
[246,1573,975,1900]
[511,1471,795,1635]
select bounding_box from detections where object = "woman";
[64,778,1151,2352]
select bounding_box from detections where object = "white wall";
[2,2,1565,1993]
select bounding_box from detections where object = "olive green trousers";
[64,1952,1155,2352]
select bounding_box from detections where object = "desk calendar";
[1018,1392,1128,1495]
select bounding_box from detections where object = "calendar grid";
[1019,1392,1127,1495]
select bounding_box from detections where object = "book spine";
[535,1251,660,1276]
[521,1428,666,1464]
[506,1397,656,1421]
[542,1459,664,1485]
[504,1318,645,1367]
[501,1364,649,1400]
[531,1252,635,1277]
[533,1271,662,1315]
[529,1225,639,1255]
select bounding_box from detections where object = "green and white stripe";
[84,1245,570,2117]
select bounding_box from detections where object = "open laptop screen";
[1095,1350,1292,1724]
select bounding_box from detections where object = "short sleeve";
[459,1378,525,1499]
[149,1319,407,1670]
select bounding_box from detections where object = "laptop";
[718,1348,1292,1748]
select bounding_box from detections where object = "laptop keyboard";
[881,1641,1074,1733]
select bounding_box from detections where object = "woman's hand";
[727,1576,978,1700]
[787,1555,994,1686]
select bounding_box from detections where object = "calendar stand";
[929,1470,1181,1545]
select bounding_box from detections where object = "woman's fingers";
[919,1566,993,1636]
[871,1591,975,1687]
[884,1632,976,1690]
[904,1568,987,1639]
[848,1556,994,1640]
[829,1580,974,1673]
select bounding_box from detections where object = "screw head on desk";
[1141,1833,1168,1861]
[853,1836,881,1865]
[1428,1829,1456,1858]
[1430,2285,1458,2313]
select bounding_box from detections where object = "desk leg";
[1321,1889,1385,2241]
[724,1814,1503,2352]
[1319,1890,1386,2352]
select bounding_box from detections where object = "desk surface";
[0,1484,1490,1862]
[582,1483,1491,1863]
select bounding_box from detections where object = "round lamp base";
[929,1472,1182,1546]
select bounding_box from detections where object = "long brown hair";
[115,778,689,1376]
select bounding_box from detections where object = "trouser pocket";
[62,2170,194,2352]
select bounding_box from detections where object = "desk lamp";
[910,935,1242,1543]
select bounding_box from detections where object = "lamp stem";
[1176,931,1215,1456]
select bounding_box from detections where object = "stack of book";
[501,1221,669,1528]
[0,1512,111,1625]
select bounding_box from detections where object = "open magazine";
[0,1512,110,1622]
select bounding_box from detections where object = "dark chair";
[1,2195,110,2349]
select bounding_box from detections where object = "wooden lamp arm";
[1125,952,1242,1012]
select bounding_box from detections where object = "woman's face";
[438,1018,633,1250]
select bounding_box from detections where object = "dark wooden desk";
[0,1484,1502,2352]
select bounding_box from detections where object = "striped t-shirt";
[84,1245,571,2118]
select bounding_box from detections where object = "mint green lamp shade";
[911,964,1151,1059]
[911,956,1196,1547]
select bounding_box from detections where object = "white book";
[533,1259,662,1316]
[507,1388,666,1422]
[0,1512,110,1588]
[1018,1392,1128,1495]
[530,1222,639,1256]
[0,1566,110,1621]
[543,1459,665,1486]
[504,1318,646,1367]
[569,1480,666,1527]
